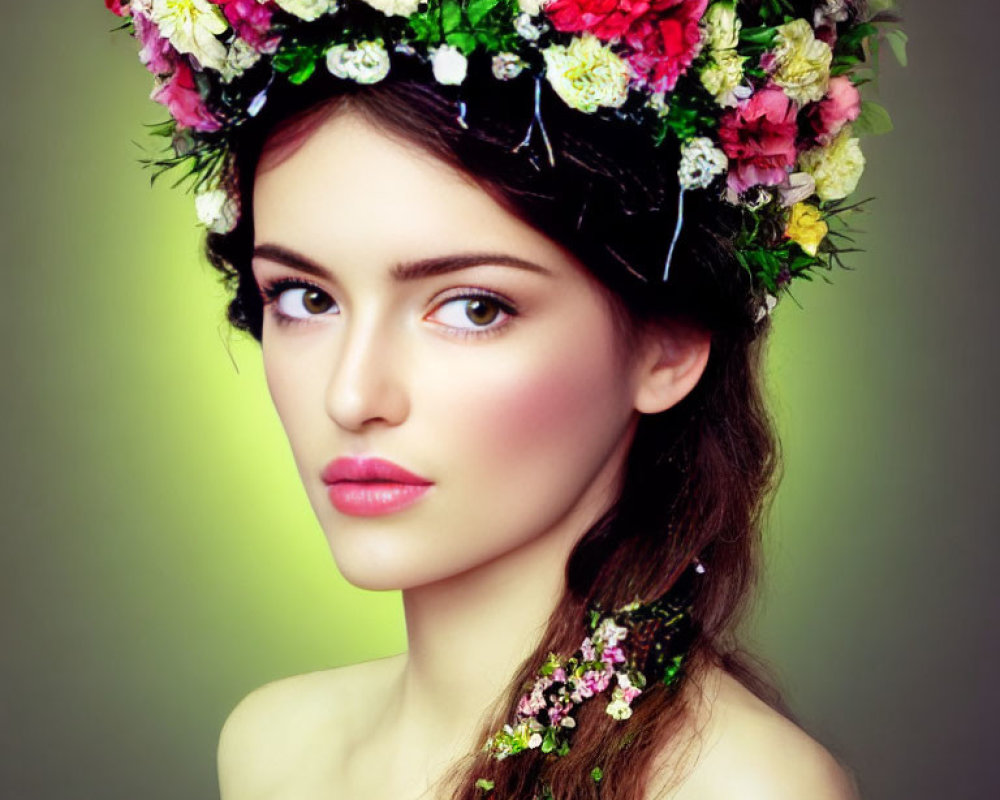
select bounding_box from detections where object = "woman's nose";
[324,314,410,432]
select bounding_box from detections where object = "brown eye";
[302,288,333,315]
[274,286,338,320]
[428,292,516,336]
[465,298,500,326]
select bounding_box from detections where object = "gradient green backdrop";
[2,3,996,799]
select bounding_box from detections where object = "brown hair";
[206,58,795,799]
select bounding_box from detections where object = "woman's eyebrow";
[252,244,553,281]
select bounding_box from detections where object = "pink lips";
[321,456,433,517]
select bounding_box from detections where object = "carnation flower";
[798,126,865,201]
[542,34,630,113]
[273,0,337,21]
[777,171,816,206]
[544,0,650,42]
[221,37,263,82]
[514,11,547,41]
[359,0,421,15]
[105,0,129,16]
[700,49,748,107]
[149,0,229,72]
[150,60,222,131]
[623,0,709,95]
[771,18,832,104]
[701,1,740,50]
[216,0,281,53]
[678,137,728,190]
[430,44,469,85]
[519,0,549,14]
[133,10,179,75]
[194,186,239,233]
[784,202,828,256]
[326,39,391,84]
[492,52,527,80]
[805,75,861,145]
[718,85,798,193]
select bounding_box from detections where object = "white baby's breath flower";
[542,35,630,114]
[326,39,391,84]
[798,126,865,201]
[772,18,832,104]
[359,0,421,16]
[678,137,728,190]
[430,44,468,85]
[701,1,741,51]
[221,38,261,83]
[514,11,547,41]
[150,0,229,72]
[492,52,527,81]
[194,187,239,234]
[273,0,338,21]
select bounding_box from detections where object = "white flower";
[645,91,669,117]
[358,0,421,16]
[518,0,548,15]
[326,39,391,84]
[492,52,527,81]
[542,34,630,114]
[777,171,816,206]
[273,0,338,21]
[194,187,239,234]
[560,716,576,728]
[527,733,543,749]
[798,126,865,201]
[430,45,468,85]
[605,688,633,721]
[678,137,728,190]
[701,1,741,51]
[150,0,229,72]
[771,18,832,104]
[814,0,850,28]
[514,12,547,41]
[754,292,778,323]
[221,38,262,83]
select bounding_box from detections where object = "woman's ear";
[631,318,712,415]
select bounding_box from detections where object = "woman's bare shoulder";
[216,654,405,800]
[652,666,861,800]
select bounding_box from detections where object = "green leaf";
[467,0,499,26]
[445,30,477,53]
[853,100,894,136]
[475,778,495,791]
[885,28,908,67]
[442,0,462,34]
[591,767,604,783]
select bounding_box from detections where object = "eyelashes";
[258,277,519,339]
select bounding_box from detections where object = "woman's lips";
[321,456,433,516]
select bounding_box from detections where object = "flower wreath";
[105,0,903,321]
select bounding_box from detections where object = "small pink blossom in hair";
[134,10,179,76]
[214,0,281,52]
[105,0,128,16]
[151,61,222,132]
[807,75,862,145]
[718,84,799,193]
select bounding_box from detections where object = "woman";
[107,1,898,797]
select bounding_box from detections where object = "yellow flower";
[772,18,832,104]
[798,127,866,201]
[150,0,228,72]
[785,203,828,257]
[542,34,631,114]
[702,2,741,51]
[700,49,747,107]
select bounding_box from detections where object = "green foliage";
[591,767,604,783]
[272,41,327,84]
[407,0,520,55]
[853,100,894,136]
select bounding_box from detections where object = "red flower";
[105,0,128,16]
[622,0,709,95]
[151,61,222,133]
[211,0,281,53]
[718,85,799,193]
[544,0,652,41]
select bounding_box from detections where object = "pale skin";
[217,109,860,800]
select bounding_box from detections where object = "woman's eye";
[270,284,338,320]
[428,294,514,333]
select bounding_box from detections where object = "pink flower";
[805,76,861,145]
[601,645,626,665]
[212,0,281,53]
[718,85,799,193]
[151,61,222,132]
[133,11,179,76]
[105,0,128,16]
[623,0,708,94]
[544,0,652,41]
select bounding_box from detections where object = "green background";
[2,3,996,798]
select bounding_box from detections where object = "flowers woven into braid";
[105,0,903,321]
[484,557,704,765]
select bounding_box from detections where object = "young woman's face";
[251,109,652,591]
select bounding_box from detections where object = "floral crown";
[106,0,903,320]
